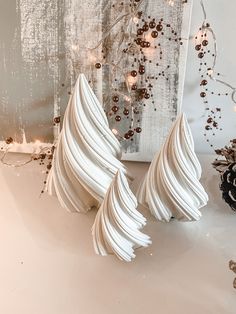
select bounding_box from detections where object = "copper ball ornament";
[131,70,138,77]
[142,23,149,31]
[53,116,60,124]
[115,115,121,122]
[128,130,134,137]
[112,105,119,113]
[95,62,101,69]
[200,79,208,86]
[137,28,144,35]
[151,31,158,38]
[123,109,129,116]
[149,21,156,29]
[136,38,142,45]
[112,95,119,102]
[156,23,163,32]
[5,137,13,144]
[195,44,201,51]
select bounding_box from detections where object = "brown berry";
[142,23,149,31]
[195,44,201,51]
[54,116,60,124]
[151,31,158,38]
[149,21,156,29]
[115,115,121,122]
[112,95,119,102]
[112,106,119,113]
[137,28,144,35]
[5,137,13,144]
[207,118,213,123]
[128,130,134,137]
[136,127,142,133]
[95,63,101,69]
[156,24,163,31]
[131,70,137,77]
[200,79,208,86]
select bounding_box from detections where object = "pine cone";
[212,139,236,173]
[220,163,236,211]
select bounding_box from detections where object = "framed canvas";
[0,0,192,160]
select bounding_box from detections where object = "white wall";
[183,0,236,153]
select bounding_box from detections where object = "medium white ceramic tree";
[46,73,127,213]
[137,113,208,222]
[92,170,151,262]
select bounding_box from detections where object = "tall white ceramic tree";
[137,113,208,222]
[46,73,128,213]
[92,170,151,262]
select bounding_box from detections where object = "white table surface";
[0,154,235,314]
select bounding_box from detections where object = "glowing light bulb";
[34,140,41,145]
[88,51,97,63]
[167,0,175,6]
[207,69,214,77]
[133,16,139,24]
[71,44,79,51]
[124,95,131,102]
[127,74,138,86]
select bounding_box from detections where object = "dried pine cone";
[212,139,236,173]
[229,260,236,289]
[220,163,236,211]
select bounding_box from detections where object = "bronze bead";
[115,115,121,122]
[95,62,101,69]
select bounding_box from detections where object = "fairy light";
[126,73,138,87]
[133,16,139,24]
[88,0,186,142]
[124,95,131,102]
[112,128,118,135]
[195,0,236,150]
[167,0,175,7]
[71,44,79,51]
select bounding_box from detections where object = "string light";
[195,0,236,150]
[88,0,186,141]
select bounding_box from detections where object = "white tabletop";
[0,154,235,314]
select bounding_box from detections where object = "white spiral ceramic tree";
[92,170,151,262]
[137,113,208,222]
[46,73,127,213]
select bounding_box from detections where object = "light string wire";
[200,0,236,103]
[86,0,186,142]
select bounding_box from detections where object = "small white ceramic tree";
[92,170,151,262]
[46,74,127,213]
[137,113,208,222]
